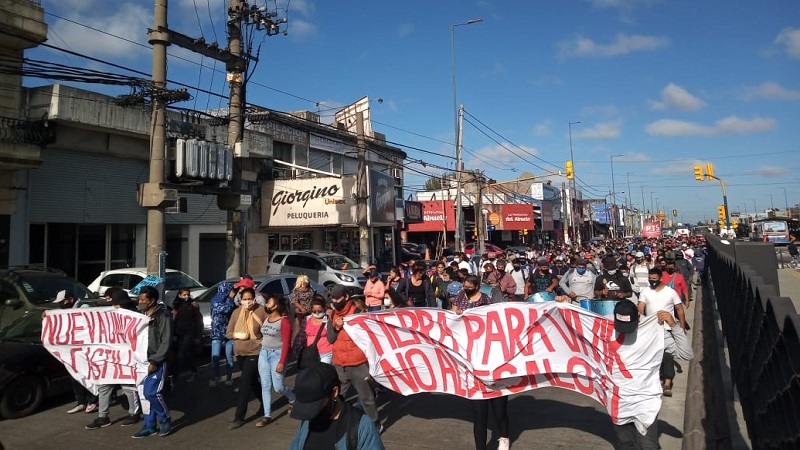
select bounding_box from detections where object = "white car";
[86,267,208,308]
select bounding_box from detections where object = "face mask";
[310,394,338,425]
[666,268,675,274]
[606,269,617,275]
[576,268,587,275]
[264,306,274,314]
[649,280,661,288]
[463,288,477,297]
[312,312,325,319]
[540,267,549,273]
[332,300,347,310]
[383,298,392,307]
[621,272,630,277]
[136,301,151,312]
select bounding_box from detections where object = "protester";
[227,287,267,429]
[363,270,386,312]
[304,295,334,363]
[289,363,385,449]
[526,257,558,297]
[326,285,382,432]
[132,286,173,438]
[593,256,633,300]
[559,258,596,304]
[291,275,316,326]
[60,288,98,416]
[172,287,202,383]
[397,262,434,307]
[257,294,295,427]
[451,275,511,450]
[209,281,236,388]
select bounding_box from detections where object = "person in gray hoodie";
[132,285,174,439]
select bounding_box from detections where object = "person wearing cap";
[85,288,142,430]
[508,258,527,302]
[326,285,382,432]
[630,251,651,297]
[233,274,256,305]
[363,270,386,312]
[559,258,596,304]
[288,363,384,449]
[612,299,692,449]
[525,257,558,297]
[593,257,633,300]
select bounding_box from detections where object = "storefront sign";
[642,222,662,238]
[404,201,424,224]
[253,120,309,146]
[541,201,555,231]
[261,176,357,227]
[407,200,456,232]
[310,133,349,154]
[368,169,396,226]
[501,204,534,230]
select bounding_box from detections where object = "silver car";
[192,274,326,343]
[266,251,366,293]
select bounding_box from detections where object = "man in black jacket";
[132,286,174,438]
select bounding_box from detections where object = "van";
[267,251,367,293]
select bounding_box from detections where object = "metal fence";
[706,238,800,449]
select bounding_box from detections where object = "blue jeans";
[258,348,296,418]
[210,338,234,380]
[143,363,170,429]
[367,305,382,312]
[320,352,333,364]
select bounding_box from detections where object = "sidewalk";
[778,267,800,311]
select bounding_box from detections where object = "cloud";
[649,83,706,111]
[558,33,670,59]
[755,166,789,177]
[573,121,622,139]
[533,120,551,137]
[48,4,151,59]
[775,27,800,59]
[739,81,800,101]
[645,116,777,137]
[468,143,540,167]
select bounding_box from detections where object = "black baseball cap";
[614,300,639,334]
[290,363,340,420]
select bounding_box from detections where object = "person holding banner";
[450,275,511,450]
[227,287,268,429]
[132,286,174,438]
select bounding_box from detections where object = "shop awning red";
[501,204,535,230]
[407,200,456,232]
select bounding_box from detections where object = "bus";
[750,218,799,245]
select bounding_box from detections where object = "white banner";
[41,307,150,395]
[345,303,664,432]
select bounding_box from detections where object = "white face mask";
[312,312,325,319]
[383,298,392,307]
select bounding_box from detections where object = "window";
[285,255,322,270]
[271,253,285,264]
[100,273,128,290]
[126,275,144,290]
[259,279,285,299]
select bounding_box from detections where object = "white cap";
[53,290,67,303]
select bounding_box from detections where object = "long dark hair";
[264,293,289,316]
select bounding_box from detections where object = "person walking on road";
[132,286,173,438]
[172,287,203,383]
[209,282,236,387]
[256,294,296,428]
[227,287,267,429]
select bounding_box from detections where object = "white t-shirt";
[639,285,682,327]
[458,260,473,274]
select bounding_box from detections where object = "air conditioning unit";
[390,167,402,179]
[207,141,219,180]
[185,138,200,177]
[175,138,187,177]
[234,141,249,158]
[166,197,188,214]
[198,140,209,178]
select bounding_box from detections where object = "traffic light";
[693,165,704,181]
[705,163,714,180]
[717,205,726,220]
[565,160,574,179]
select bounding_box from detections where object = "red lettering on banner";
[405,348,437,391]
[608,333,632,379]
[559,309,589,355]
[492,363,529,394]
[435,312,459,352]
[395,311,423,347]
[542,358,575,390]
[379,356,420,393]
[483,311,511,365]
[566,356,594,395]
[463,316,486,358]
[525,309,556,355]
[416,310,435,339]
[42,315,62,345]
[609,381,621,421]
[124,316,139,351]
[69,313,85,345]
[98,312,109,343]
[436,349,467,396]
[544,311,584,355]
[348,316,387,354]
[521,360,543,388]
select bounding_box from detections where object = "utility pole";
[454,104,465,253]
[356,111,370,268]
[226,0,243,279]
[475,171,485,256]
[562,182,569,244]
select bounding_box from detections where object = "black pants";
[234,355,263,421]
[660,351,675,383]
[473,396,509,450]
[613,421,659,450]
[72,379,97,405]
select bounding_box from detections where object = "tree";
[424,176,443,191]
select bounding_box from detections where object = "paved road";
[0,317,693,450]
[778,266,800,311]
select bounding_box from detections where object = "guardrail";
[706,237,800,448]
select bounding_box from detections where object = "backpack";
[344,402,365,450]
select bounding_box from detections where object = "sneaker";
[67,404,86,414]
[85,417,112,430]
[374,421,384,435]
[158,420,172,437]
[224,379,234,387]
[132,427,157,438]
[186,373,197,383]
[229,420,244,430]
[85,403,98,413]
[208,377,218,388]
[120,414,141,427]
[498,437,511,450]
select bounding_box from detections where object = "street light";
[780,186,789,215]
[568,121,581,244]
[610,154,623,238]
[451,18,483,252]
[603,192,623,236]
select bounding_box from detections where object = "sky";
[26,0,800,224]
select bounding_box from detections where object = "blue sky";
[28,0,800,224]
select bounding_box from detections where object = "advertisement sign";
[407,200,455,232]
[592,204,612,225]
[42,308,150,394]
[345,303,664,432]
[501,204,535,231]
[368,168,396,226]
[642,222,662,238]
[540,201,555,231]
[404,201,424,224]
[261,176,357,227]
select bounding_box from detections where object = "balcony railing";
[0,115,54,146]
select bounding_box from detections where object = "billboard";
[642,222,662,238]
[592,204,612,225]
[368,168,396,226]
[501,204,535,231]
[407,200,456,232]
[261,176,357,227]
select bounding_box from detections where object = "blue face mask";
[576,268,587,275]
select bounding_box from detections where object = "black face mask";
[666,268,676,274]
[463,288,477,297]
[649,280,661,288]
[332,300,347,310]
[264,306,274,314]
[309,394,339,427]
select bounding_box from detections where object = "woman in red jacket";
[256,294,295,427]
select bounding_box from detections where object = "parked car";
[193,274,326,343]
[505,245,529,255]
[464,242,505,257]
[0,267,97,330]
[267,251,366,293]
[86,268,208,308]
[0,310,72,419]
